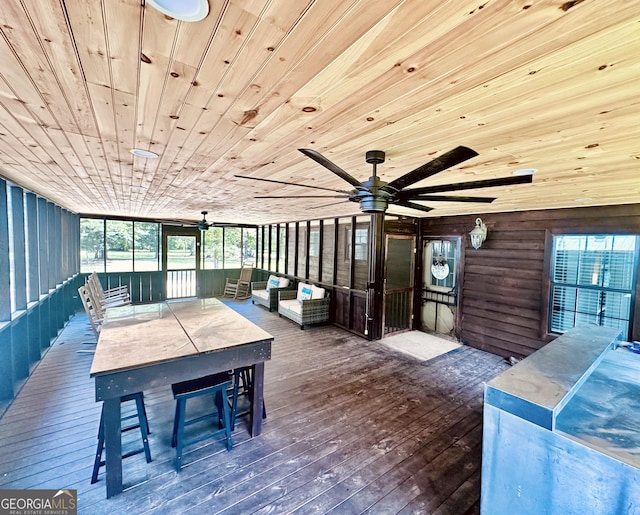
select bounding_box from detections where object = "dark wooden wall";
[419,204,640,358]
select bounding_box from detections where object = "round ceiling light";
[512,168,537,176]
[146,0,209,22]
[130,148,159,158]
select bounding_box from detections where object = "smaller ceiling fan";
[163,212,257,230]
[198,211,211,231]
[235,146,533,214]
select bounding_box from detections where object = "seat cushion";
[253,289,269,301]
[172,372,231,397]
[279,298,302,315]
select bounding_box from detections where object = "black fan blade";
[211,222,258,228]
[399,174,533,196]
[235,174,352,194]
[254,195,350,199]
[298,148,363,188]
[309,200,354,210]
[398,194,495,203]
[394,200,434,213]
[386,146,478,191]
[162,218,198,227]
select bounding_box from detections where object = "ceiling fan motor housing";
[198,210,209,230]
[365,150,385,164]
[356,175,394,212]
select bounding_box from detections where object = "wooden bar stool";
[91,392,151,484]
[171,372,233,472]
[230,366,267,431]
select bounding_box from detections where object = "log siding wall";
[420,204,640,358]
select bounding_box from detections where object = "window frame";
[423,238,458,293]
[345,226,368,262]
[542,228,638,341]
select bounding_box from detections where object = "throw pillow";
[266,275,280,293]
[278,277,290,288]
[298,285,313,303]
[310,285,325,299]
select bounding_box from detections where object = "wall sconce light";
[469,217,487,250]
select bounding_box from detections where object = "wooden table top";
[90,298,273,376]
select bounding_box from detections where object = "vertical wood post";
[367,212,385,340]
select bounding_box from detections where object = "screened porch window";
[345,227,368,261]
[550,234,638,340]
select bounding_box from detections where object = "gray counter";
[481,325,640,514]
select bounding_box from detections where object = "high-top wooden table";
[90,298,273,498]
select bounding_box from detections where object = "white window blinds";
[550,234,637,340]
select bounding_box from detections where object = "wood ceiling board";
[0,57,60,133]
[151,102,211,173]
[64,132,117,209]
[2,61,112,208]
[298,2,632,144]
[64,0,111,88]
[184,0,403,173]
[288,1,492,110]
[86,81,120,185]
[21,0,99,138]
[136,8,178,154]
[182,1,265,109]
[0,116,83,193]
[100,0,141,97]
[208,2,418,167]
[0,0,638,223]
[0,2,82,134]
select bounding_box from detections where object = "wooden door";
[162,226,201,299]
[422,238,459,336]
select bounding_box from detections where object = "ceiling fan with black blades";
[235,146,533,214]
[197,211,211,230]
[163,211,256,230]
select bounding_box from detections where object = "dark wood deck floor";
[0,299,508,514]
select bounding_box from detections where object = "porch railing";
[166,269,196,298]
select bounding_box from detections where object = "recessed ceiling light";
[512,168,537,176]
[574,197,593,203]
[146,0,209,22]
[130,148,159,158]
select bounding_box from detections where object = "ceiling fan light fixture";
[360,196,388,213]
[146,0,209,22]
[130,148,159,158]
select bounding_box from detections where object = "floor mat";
[381,331,461,362]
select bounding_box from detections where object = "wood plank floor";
[0,299,508,514]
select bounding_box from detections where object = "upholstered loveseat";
[278,282,330,329]
[251,275,292,312]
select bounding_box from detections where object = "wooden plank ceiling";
[0,0,638,225]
